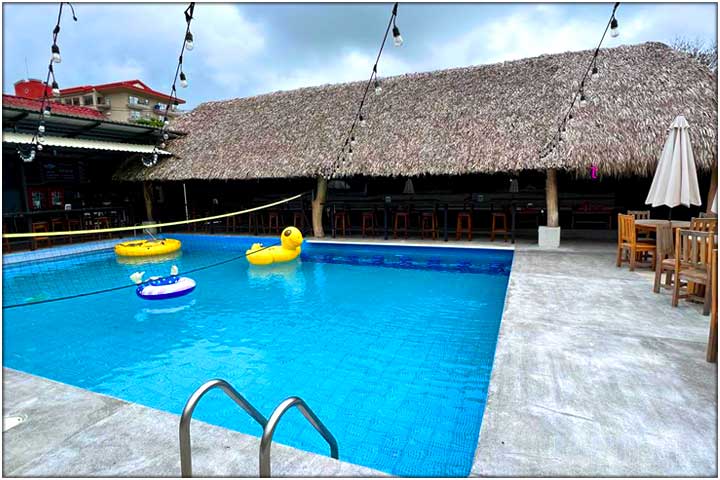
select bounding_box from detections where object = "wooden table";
[635,219,691,233]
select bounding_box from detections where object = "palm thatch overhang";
[114,42,717,182]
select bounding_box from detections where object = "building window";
[129,96,138,105]
[129,111,141,120]
[82,95,94,106]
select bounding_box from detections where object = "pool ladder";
[179,379,339,477]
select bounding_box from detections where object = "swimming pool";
[3,234,512,476]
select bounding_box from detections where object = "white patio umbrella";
[645,115,702,213]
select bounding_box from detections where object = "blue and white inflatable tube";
[136,275,196,300]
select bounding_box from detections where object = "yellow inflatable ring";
[114,238,182,257]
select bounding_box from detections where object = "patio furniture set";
[616,210,718,362]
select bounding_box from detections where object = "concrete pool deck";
[2,238,717,476]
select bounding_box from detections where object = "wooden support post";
[143,181,154,222]
[312,176,327,238]
[706,157,717,215]
[546,168,559,227]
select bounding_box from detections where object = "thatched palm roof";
[115,42,717,182]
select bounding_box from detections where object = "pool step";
[179,379,338,477]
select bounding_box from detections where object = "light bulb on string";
[392,26,403,47]
[51,44,61,63]
[610,17,619,38]
[184,31,194,51]
[152,152,159,165]
[591,64,599,80]
[36,143,44,151]
[51,81,60,96]
[142,156,153,167]
[347,147,353,161]
[374,79,382,96]
[38,123,45,134]
[359,114,366,128]
[43,104,52,116]
[163,133,169,140]
[179,72,188,88]
[579,91,588,107]
[350,136,356,147]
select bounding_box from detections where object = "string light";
[143,2,195,167]
[540,2,620,159]
[51,44,61,63]
[392,11,403,47]
[325,3,401,179]
[610,17,619,38]
[17,2,77,163]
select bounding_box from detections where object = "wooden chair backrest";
[690,217,718,233]
[628,210,651,220]
[617,214,636,245]
[656,223,674,260]
[675,229,715,272]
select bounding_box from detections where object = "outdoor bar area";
[2,94,182,251]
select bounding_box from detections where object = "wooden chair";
[653,223,676,293]
[361,212,376,238]
[690,217,718,233]
[248,212,266,235]
[491,212,508,242]
[627,210,651,219]
[672,229,715,315]
[420,211,438,240]
[95,216,111,240]
[616,214,656,271]
[707,248,717,363]
[456,212,472,241]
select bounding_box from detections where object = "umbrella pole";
[668,206,672,221]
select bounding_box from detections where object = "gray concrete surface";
[2,368,385,477]
[472,241,717,477]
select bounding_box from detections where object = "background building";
[12,79,186,125]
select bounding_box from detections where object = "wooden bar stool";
[249,213,266,235]
[96,217,111,240]
[421,211,438,240]
[394,211,409,239]
[334,210,351,237]
[456,212,472,241]
[491,212,509,242]
[293,212,305,230]
[31,221,51,250]
[67,218,82,244]
[267,211,281,234]
[361,212,375,237]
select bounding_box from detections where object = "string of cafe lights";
[142,2,195,167]
[325,2,403,179]
[539,2,620,160]
[17,2,77,163]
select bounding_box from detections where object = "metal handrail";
[259,397,339,477]
[179,379,268,477]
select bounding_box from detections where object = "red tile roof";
[59,79,186,104]
[2,94,107,119]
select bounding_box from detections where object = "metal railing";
[259,397,339,477]
[179,379,268,477]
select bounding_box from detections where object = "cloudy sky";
[2,2,717,109]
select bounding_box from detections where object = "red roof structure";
[2,94,107,119]
[59,79,186,104]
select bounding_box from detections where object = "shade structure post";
[312,176,327,238]
[707,157,717,215]
[546,168,559,227]
[142,181,154,222]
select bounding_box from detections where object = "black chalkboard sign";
[42,161,77,182]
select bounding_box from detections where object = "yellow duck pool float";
[246,227,303,265]
[114,238,182,257]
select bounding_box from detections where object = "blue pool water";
[3,234,512,476]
